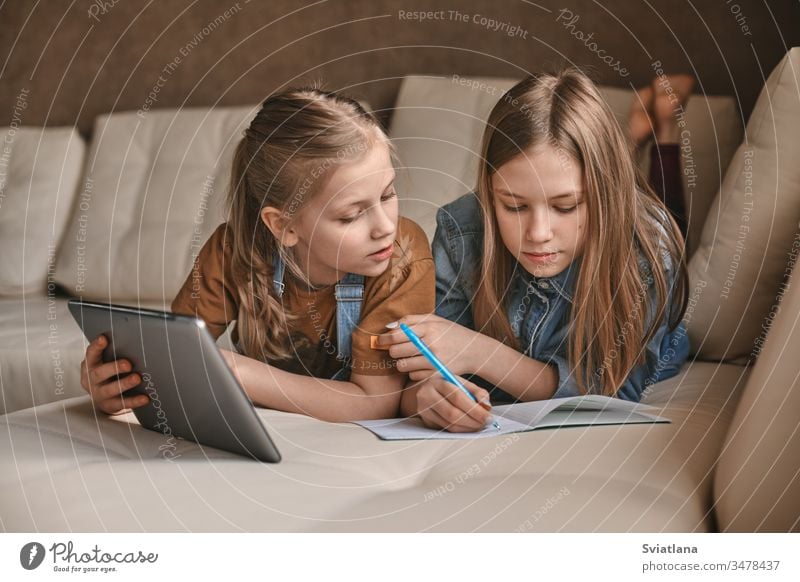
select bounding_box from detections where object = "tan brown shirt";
[171,217,434,377]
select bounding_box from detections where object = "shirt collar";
[519,256,581,303]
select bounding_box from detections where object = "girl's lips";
[523,251,559,263]
[368,244,394,261]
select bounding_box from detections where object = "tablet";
[68,299,281,463]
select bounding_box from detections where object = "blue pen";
[398,323,501,430]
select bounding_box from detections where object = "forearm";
[469,334,559,401]
[400,382,422,418]
[225,352,399,422]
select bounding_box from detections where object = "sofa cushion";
[389,75,742,249]
[0,361,744,531]
[713,259,800,531]
[53,106,257,302]
[687,47,800,362]
[0,126,85,296]
[389,76,517,241]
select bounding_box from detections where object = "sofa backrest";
[53,106,256,305]
[13,76,736,308]
[0,126,85,297]
[388,75,743,257]
[686,47,800,363]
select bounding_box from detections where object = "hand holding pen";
[381,322,501,432]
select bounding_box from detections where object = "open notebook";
[353,395,670,441]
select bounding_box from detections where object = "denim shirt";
[432,192,689,403]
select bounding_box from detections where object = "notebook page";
[352,415,530,440]
[352,395,670,440]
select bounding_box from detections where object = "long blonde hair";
[474,69,688,396]
[227,88,384,362]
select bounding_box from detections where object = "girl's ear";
[260,206,299,247]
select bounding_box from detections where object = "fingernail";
[385,321,399,329]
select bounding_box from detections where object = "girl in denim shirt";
[379,69,690,432]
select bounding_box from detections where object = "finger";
[421,404,484,433]
[84,334,109,366]
[438,381,492,425]
[408,369,437,382]
[395,355,434,374]
[387,340,422,359]
[99,393,150,415]
[383,319,427,336]
[419,407,448,430]
[99,373,143,400]
[123,394,150,409]
[437,399,489,430]
[400,313,441,326]
[445,375,491,407]
[460,379,492,408]
[89,358,133,388]
[446,422,487,433]
[374,329,413,348]
[430,400,487,432]
[418,381,487,429]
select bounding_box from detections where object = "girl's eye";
[504,205,527,213]
[340,189,396,223]
[555,206,577,214]
[339,212,363,224]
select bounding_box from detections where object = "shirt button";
[539,281,550,289]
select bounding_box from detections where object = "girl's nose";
[371,203,396,239]
[526,211,554,242]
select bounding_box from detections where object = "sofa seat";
[0,361,746,532]
[0,296,109,414]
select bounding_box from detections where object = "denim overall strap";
[272,250,364,380]
[334,272,365,364]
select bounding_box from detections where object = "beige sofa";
[1,49,798,532]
